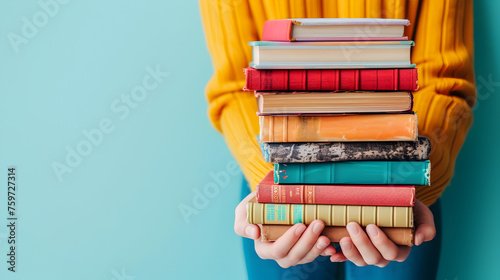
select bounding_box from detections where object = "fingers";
[365,224,399,261]
[297,236,333,264]
[366,224,411,262]
[330,251,347,262]
[345,223,385,266]
[276,220,325,268]
[339,237,370,266]
[341,222,412,267]
[251,220,414,268]
[413,199,436,246]
[234,191,260,239]
[239,224,260,240]
[255,223,306,260]
[291,221,334,264]
[342,222,387,267]
[320,246,336,257]
[330,255,347,262]
[255,220,335,268]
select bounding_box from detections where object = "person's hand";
[234,191,337,268]
[329,199,436,267]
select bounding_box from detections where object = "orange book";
[259,114,417,142]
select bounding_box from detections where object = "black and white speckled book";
[260,136,430,163]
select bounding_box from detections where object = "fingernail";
[415,233,424,246]
[295,224,306,236]
[313,221,324,234]
[341,241,352,250]
[366,225,379,237]
[325,247,335,255]
[317,240,328,250]
[346,223,359,236]
[245,226,256,238]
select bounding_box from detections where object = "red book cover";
[262,19,293,41]
[243,67,418,91]
[256,171,415,207]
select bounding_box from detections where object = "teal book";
[274,161,430,185]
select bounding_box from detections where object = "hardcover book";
[247,198,414,227]
[260,136,431,163]
[243,68,419,91]
[259,114,418,142]
[260,225,414,246]
[256,91,413,115]
[274,161,431,185]
[262,18,410,42]
[248,41,416,69]
[257,171,415,206]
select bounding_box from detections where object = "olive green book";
[247,198,413,228]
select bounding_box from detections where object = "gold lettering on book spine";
[297,186,303,204]
[306,185,314,204]
[272,185,279,203]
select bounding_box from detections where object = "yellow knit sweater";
[200,0,476,206]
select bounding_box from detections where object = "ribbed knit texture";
[200,0,476,206]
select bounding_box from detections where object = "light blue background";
[0,1,498,279]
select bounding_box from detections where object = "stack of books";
[244,18,432,246]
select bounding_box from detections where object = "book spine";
[243,68,419,91]
[260,225,414,246]
[262,20,293,41]
[274,161,431,185]
[256,184,415,206]
[261,137,431,163]
[247,202,413,227]
[259,115,418,143]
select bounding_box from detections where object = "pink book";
[262,18,410,42]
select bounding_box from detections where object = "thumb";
[413,199,436,246]
[234,191,260,240]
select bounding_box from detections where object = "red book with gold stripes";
[256,171,415,207]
